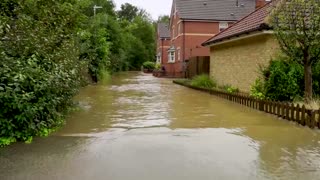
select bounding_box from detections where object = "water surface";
[1,72,320,180]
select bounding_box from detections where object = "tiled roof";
[158,23,171,38]
[203,2,272,46]
[175,0,256,21]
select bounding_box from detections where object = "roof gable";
[203,2,273,46]
[158,23,171,39]
[175,0,256,21]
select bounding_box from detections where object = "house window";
[178,23,181,35]
[219,22,229,32]
[177,48,181,61]
[156,53,161,64]
[168,51,175,63]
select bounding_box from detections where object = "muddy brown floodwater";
[1,72,320,180]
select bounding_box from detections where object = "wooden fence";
[186,56,210,79]
[173,80,320,129]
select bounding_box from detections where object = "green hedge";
[0,0,84,146]
[251,59,320,101]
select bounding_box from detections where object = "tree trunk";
[304,63,313,102]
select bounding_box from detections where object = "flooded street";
[1,72,320,180]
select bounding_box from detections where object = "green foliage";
[251,58,320,101]
[263,60,304,101]
[270,0,320,100]
[155,63,161,70]
[142,61,155,70]
[250,79,266,100]
[117,3,139,22]
[191,75,216,89]
[0,0,156,146]
[221,85,239,94]
[157,15,170,24]
[0,0,83,146]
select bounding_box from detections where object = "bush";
[0,0,83,146]
[155,63,161,70]
[220,84,239,94]
[251,59,305,101]
[191,75,216,89]
[250,79,266,100]
[142,61,156,70]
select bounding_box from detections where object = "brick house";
[156,23,171,66]
[202,1,275,92]
[163,0,263,78]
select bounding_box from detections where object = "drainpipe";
[182,20,186,78]
[161,39,164,64]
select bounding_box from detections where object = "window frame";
[219,22,229,32]
[168,51,175,63]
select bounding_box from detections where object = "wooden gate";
[186,56,210,79]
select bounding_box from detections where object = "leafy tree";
[157,15,170,23]
[270,0,320,101]
[118,3,139,22]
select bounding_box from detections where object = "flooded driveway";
[1,72,320,180]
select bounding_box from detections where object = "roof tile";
[203,2,272,46]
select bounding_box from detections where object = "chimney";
[255,0,269,9]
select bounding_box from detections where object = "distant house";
[156,23,171,66]
[164,0,266,78]
[202,1,275,92]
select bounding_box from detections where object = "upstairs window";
[168,51,175,63]
[219,22,229,32]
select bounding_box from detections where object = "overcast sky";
[114,0,172,20]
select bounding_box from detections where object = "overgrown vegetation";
[0,0,156,146]
[250,58,320,102]
[219,85,239,94]
[142,61,156,71]
[270,0,320,101]
[190,75,217,89]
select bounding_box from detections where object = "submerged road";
[1,72,320,180]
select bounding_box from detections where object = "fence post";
[318,109,320,129]
[301,105,306,126]
[281,103,285,118]
[285,103,290,120]
[296,104,301,123]
[309,110,316,128]
[277,102,281,117]
[259,100,264,111]
[290,104,295,121]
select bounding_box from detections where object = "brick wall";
[157,38,171,64]
[210,33,279,92]
[165,14,235,77]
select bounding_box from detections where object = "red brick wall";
[162,10,236,77]
[157,38,170,64]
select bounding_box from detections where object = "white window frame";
[177,48,181,61]
[219,22,229,32]
[168,51,175,63]
[156,54,161,64]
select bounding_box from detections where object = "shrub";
[251,58,306,101]
[250,79,266,100]
[220,84,239,94]
[0,0,83,146]
[142,61,156,70]
[155,63,161,70]
[191,74,216,89]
